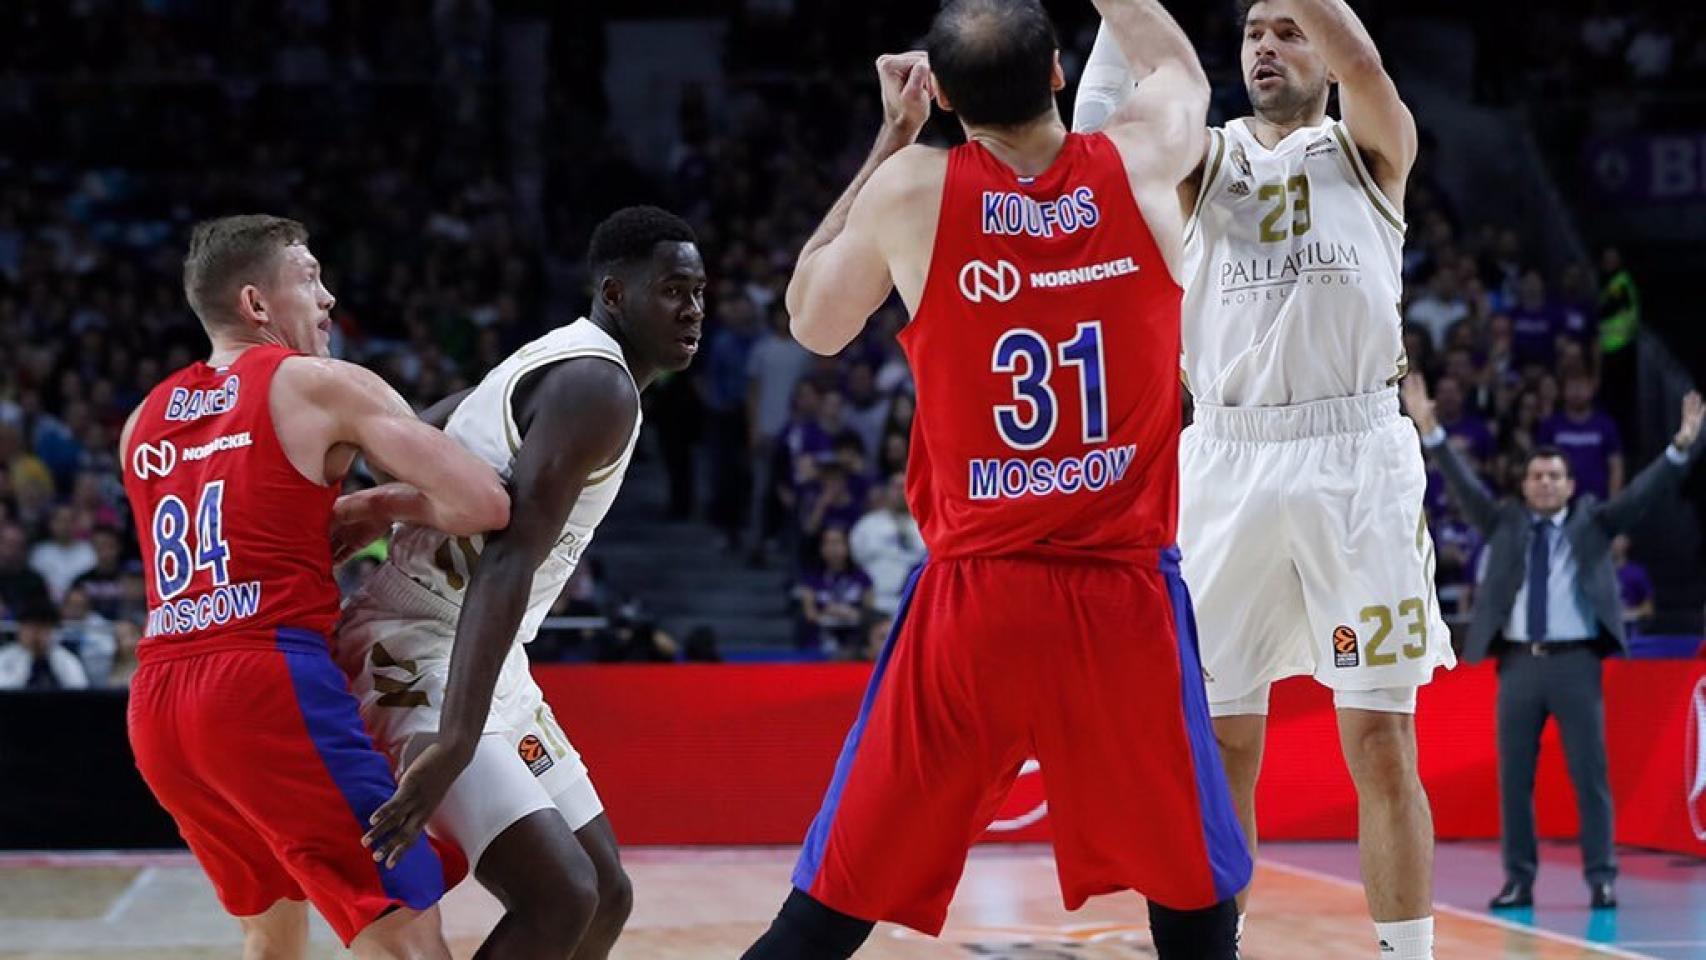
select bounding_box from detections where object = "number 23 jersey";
[900,132,1182,561]
[1181,118,1407,407]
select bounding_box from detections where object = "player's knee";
[1147,898,1238,960]
[238,905,307,960]
[1210,717,1264,784]
[1341,713,1421,794]
[592,865,634,933]
[521,867,600,946]
[240,931,299,960]
[349,907,450,960]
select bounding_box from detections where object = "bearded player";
[1076,3,1450,959]
[333,207,704,960]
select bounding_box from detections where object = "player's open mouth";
[678,334,700,352]
[1253,64,1283,83]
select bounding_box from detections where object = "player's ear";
[236,284,266,328]
[1050,51,1065,93]
[928,67,955,110]
[598,273,623,312]
[934,82,955,113]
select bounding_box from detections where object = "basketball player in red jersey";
[742,2,1250,958]
[120,215,510,959]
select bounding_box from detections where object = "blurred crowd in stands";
[0,0,1692,682]
[1468,1,1706,102]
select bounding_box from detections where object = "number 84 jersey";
[122,345,342,654]
[1181,118,1408,407]
[899,132,1183,562]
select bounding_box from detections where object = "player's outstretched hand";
[1400,373,1437,437]
[1675,390,1703,452]
[877,51,933,141]
[362,740,471,869]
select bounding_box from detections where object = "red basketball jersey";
[899,132,1182,561]
[123,345,341,654]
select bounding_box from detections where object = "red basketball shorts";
[127,628,465,945]
[791,548,1251,934]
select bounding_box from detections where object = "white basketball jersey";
[387,318,641,643]
[1181,117,1407,407]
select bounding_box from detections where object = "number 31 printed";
[991,321,1107,450]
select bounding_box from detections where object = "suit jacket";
[1427,439,1688,662]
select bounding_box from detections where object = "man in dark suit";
[1403,377,1701,911]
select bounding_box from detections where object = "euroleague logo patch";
[1333,624,1360,668]
[518,734,555,777]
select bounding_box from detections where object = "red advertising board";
[535,660,1706,856]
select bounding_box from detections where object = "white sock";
[1070,19,1134,134]
[1374,917,1434,960]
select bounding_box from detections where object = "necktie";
[1527,520,1550,642]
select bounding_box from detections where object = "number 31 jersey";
[899,132,1182,562]
[1180,118,1407,407]
[122,345,341,654]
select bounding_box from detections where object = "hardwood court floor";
[0,845,1664,959]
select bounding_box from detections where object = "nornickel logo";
[132,441,177,480]
[958,259,1021,304]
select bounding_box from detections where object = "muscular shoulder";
[865,145,946,214]
[1105,117,1210,190]
[861,144,947,259]
[274,355,402,412]
[515,356,638,445]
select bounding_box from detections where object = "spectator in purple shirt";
[1423,377,1497,516]
[798,459,867,546]
[774,382,834,519]
[1508,270,1560,370]
[1436,376,1496,463]
[1537,374,1625,500]
[1611,534,1654,632]
[1431,507,1483,621]
[1557,261,1598,349]
[793,526,873,658]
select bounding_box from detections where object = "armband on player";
[1072,22,1134,134]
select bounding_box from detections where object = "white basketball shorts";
[334,564,604,866]
[1178,387,1455,715]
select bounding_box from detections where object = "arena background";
[2,1,1705,958]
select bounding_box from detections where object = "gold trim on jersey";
[1331,125,1405,235]
[1184,128,1227,247]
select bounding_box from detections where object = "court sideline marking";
[100,865,157,923]
[1261,859,1660,960]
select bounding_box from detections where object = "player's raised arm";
[282,357,510,536]
[363,358,638,866]
[1087,0,1211,188]
[1278,0,1417,201]
[785,52,932,356]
